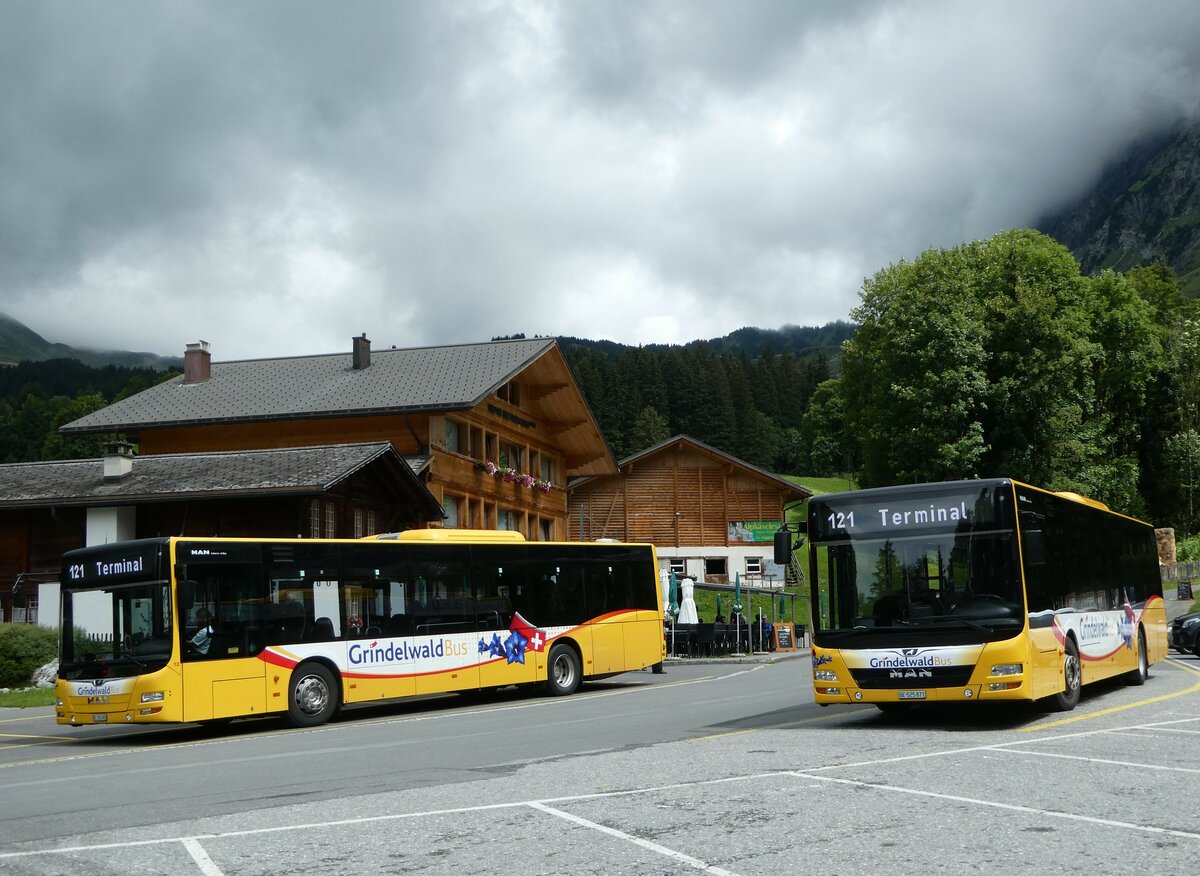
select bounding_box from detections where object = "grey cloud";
[2,1,1199,359]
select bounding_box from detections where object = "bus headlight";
[55,698,63,707]
[140,691,165,703]
[990,663,1023,676]
[814,670,838,682]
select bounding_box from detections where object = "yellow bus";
[56,530,666,728]
[777,479,1167,712]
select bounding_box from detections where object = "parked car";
[1170,611,1200,654]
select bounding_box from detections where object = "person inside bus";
[190,608,214,656]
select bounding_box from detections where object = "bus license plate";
[898,690,926,700]
[92,713,108,723]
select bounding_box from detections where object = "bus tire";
[287,662,339,727]
[1126,628,1148,686]
[651,661,665,674]
[1051,638,1081,712]
[546,643,581,696]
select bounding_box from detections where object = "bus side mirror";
[774,529,792,566]
[1023,530,1045,566]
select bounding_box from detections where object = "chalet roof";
[0,443,443,516]
[569,434,813,500]
[60,337,558,433]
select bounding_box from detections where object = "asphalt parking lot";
[2,651,1198,875]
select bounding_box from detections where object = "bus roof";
[370,529,527,543]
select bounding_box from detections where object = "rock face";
[31,661,57,689]
[1039,120,1200,299]
[1156,527,1177,565]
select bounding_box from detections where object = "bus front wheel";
[287,662,339,727]
[1051,638,1081,712]
[546,644,581,696]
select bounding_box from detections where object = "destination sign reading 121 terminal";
[821,498,975,534]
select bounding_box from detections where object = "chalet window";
[469,426,484,459]
[668,558,685,576]
[540,456,554,484]
[308,500,339,538]
[746,557,762,576]
[444,419,462,453]
[444,495,460,528]
[498,508,518,531]
[497,380,521,406]
[499,441,522,470]
[539,517,553,541]
[353,508,377,539]
[704,557,727,578]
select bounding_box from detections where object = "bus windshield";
[59,580,174,679]
[810,482,1024,643]
[59,540,173,680]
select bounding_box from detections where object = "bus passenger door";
[176,547,269,722]
[180,606,267,722]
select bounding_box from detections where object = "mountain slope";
[0,313,180,369]
[1040,120,1200,298]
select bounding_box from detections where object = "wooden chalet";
[568,435,811,586]
[60,336,615,543]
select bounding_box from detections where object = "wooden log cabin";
[567,435,811,587]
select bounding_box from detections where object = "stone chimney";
[352,333,371,370]
[103,442,135,480]
[183,340,211,384]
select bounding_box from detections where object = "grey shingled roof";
[61,338,557,433]
[0,443,436,509]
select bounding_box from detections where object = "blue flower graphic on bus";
[478,616,541,666]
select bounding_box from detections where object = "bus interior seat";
[270,601,306,644]
[312,616,335,641]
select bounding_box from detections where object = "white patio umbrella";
[676,577,700,624]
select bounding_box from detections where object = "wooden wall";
[568,445,787,547]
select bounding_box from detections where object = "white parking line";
[182,838,224,876]
[989,747,1200,774]
[529,801,741,875]
[794,773,1200,841]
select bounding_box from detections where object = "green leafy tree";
[799,379,852,476]
[842,243,990,486]
[842,229,1143,495]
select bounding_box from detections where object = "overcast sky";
[3,1,1199,361]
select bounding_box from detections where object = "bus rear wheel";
[1126,628,1148,686]
[1051,638,1081,712]
[546,643,581,696]
[287,662,339,727]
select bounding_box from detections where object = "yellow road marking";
[0,713,53,725]
[1021,661,1200,732]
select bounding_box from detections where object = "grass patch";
[781,474,858,496]
[0,688,55,708]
